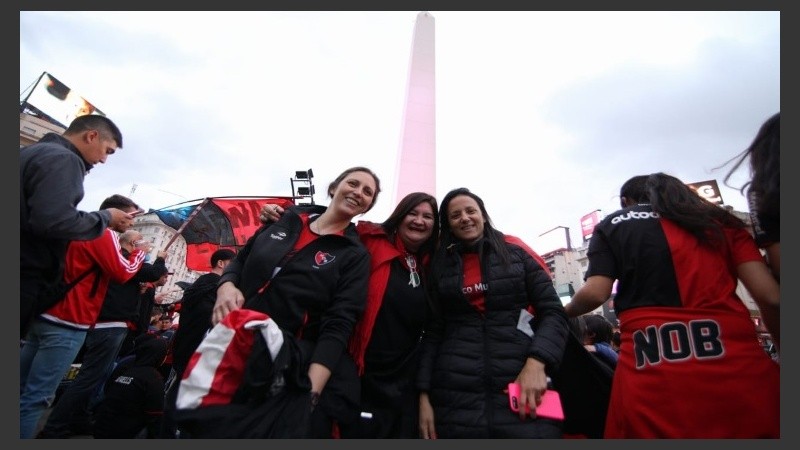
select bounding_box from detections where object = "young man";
[20,114,134,339]
[20,194,146,439]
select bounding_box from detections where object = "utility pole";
[539,225,572,251]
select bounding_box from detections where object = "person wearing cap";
[159,248,236,438]
[37,230,169,438]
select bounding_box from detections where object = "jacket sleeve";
[218,225,265,287]
[311,247,371,371]
[92,230,146,284]
[23,149,110,240]
[522,249,569,373]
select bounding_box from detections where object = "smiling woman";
[256,190,440,438]
[417,187,569,439]
[175,166,381,438]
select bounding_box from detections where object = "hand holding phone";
[507,382,564,420]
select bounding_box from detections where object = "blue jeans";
[38,326,128,437]
[19,320,87,439]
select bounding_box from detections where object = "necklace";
[405,253,421,288]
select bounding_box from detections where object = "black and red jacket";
[218,205,370,372]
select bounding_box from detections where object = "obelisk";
[394,11,436,203]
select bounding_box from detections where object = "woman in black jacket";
[417,188,569,438]
[211,166,381,438]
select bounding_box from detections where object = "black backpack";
[21,265,99,338]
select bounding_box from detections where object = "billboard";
[580,210,602,242]
[686,179,724,206]
[20,72,105,129]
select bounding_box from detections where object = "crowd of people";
[20,112,780,439]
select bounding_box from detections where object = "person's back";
[20,114,131,339]
[565,172,780,438]
[170,249,235,380]
[93,336,168,438]
[168,274,217,375]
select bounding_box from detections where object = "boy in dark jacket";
[93,335,168,438]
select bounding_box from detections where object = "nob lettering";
[632,319,723,369]
[611,210,660,224]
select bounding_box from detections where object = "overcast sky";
[20,11,779,253]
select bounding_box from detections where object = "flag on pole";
[153,196,294,271]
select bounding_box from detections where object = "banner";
[580,210,602,242]
[153,197,295,272]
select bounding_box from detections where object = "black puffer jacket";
[417,237,569,438]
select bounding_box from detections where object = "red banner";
[155,196,295,272]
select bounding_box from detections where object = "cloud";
[20,11,779,252]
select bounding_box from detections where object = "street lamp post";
[539,225,572,251]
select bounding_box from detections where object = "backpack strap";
[64,264,99,293]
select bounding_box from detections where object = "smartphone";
[507,382,564,420]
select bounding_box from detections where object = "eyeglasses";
[406,254,421,288]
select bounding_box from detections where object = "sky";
[19,11,780,253]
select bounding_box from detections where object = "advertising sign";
[686,179,724,206]
[580,210,602,242]
[21,72,104,129]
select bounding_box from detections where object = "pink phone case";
[507,383,564,420]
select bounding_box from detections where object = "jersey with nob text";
[585,204,762,315]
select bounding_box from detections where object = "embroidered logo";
[314,251,335,266]
[270,231,287,240]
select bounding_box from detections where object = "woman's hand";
[259,204,284,224]
[212,281,245,325]
[419,392,437,439]
[514,357,549,420]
